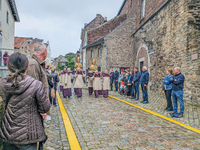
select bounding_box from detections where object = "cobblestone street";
[45,89,200,150]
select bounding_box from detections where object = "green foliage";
[65,55,74,62]
[57,55,75,71]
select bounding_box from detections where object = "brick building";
[82,0,200,103]
[80,14,105,72]
[83,13,128,72]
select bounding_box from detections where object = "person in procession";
[93,71,102,98]
[87,68,94,95]
[102,70,113,98]
[73,68,85,98]
[63,68,72,98]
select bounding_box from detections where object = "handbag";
[51,87,55,98]
[51,78,55,98]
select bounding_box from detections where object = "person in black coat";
[51,68,60,106]
[110,70,114,91]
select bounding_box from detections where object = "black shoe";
[164,108,168,111]
[143,101,149,104]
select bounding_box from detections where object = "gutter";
[132,0,171,36]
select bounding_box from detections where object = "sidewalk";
[109,89,200,129]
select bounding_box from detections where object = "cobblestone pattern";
[109,89,200,129]
[61,89,200,150]
[44,104,70,150]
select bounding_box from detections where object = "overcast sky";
[15,0,123,58]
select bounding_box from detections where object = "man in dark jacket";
[169,67,185,118]
[110,70,114,91]
[114,68,119,92]
[133,67,141,100]
[51,68,60,106]
[140,66,149,104]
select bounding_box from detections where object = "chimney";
[104,17,107,23]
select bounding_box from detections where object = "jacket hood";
[0,75,35,95]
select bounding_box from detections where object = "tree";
[65,55,74,62]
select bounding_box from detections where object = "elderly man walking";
[169,67,185,118]
[27,42,49,121]
[140,66,149,104]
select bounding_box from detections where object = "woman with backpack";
[0,53,51,150]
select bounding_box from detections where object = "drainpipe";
[101,43,108,70]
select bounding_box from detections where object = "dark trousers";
[165,90,173,111]
[127,86,132,96]
[110,84,113,91]
[50,88,57,105]
[141,84,148,102]
[115,80,118,91]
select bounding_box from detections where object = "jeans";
[141,84,148,102]
[172,90,184,114]
[164,90,173,111]
[131,85,134,97]
[115,80,118,91]
[134,83,139,99]
[50,88,57,105]
[3,142,37,150]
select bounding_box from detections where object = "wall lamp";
[140,28,154,52]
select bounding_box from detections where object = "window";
[91,50,94,58]
[98,67,101,71]
[98,48,102,57]
[141,0,146,19]
[6,11,9,24]
[25,46,28,53]
[109,29,112,33]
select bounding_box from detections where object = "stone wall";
[86,45,106,71]
[104,13,136,71]
[133,0,200,103]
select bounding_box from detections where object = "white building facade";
[0,0,20,77]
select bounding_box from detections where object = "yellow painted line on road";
[108,95,200,134]
[57,92,81,150]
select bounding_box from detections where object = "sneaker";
[143,101,149,104]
